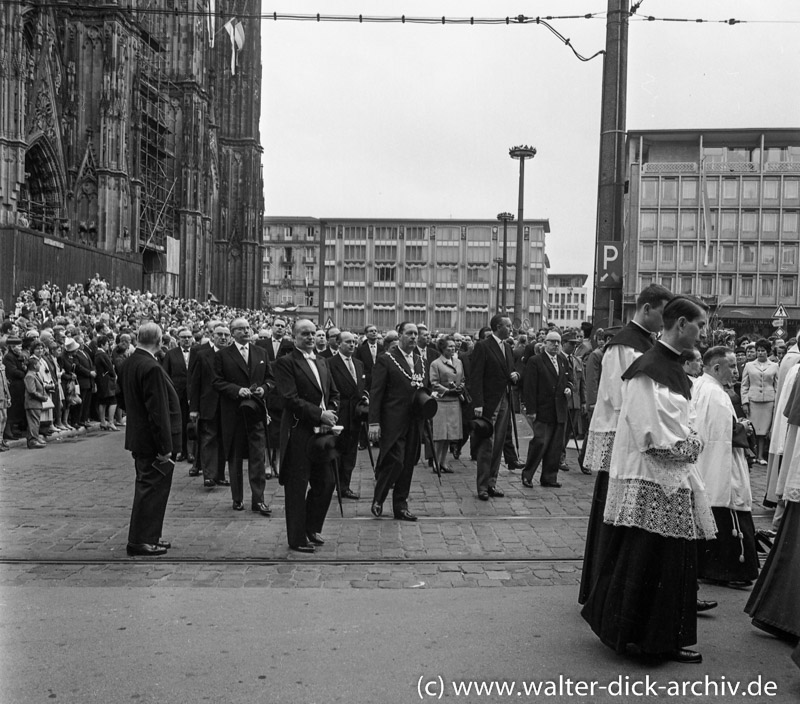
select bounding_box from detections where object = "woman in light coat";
[429,337,464,474]
[741,338,779,464]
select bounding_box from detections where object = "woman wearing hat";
[94,334,119,431]
[429,337,464,474]
[60,337,81,429]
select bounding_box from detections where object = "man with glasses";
[213,319,274,514]
[162,327,194,462]
[520,330,575,489]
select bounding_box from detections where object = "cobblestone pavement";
[0,419,774,589]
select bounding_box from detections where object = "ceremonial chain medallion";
[388,353,424,388]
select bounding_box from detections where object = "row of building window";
[323,307,498,333]
[323,285,544,308]
[548,292,586,304]
[640,210,800,239]
[641,176,800,206]
[549,308,586,321]
[640,241,796,267]
[639,274,797,300]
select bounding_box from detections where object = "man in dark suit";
[274,319,340,553]
[327,330,366,499]
[255,317,293,475]
[189,325,230,487]
[73,332,97,427]
[213,318,274,515]
[117,322,181,557]
[319,327,340,359]
[354,324,383,391]
[162,327,193,462]
[521,330,575,488]
[467,316,520,500]
[368,321,426,521]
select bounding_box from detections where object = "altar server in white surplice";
[692,347,759,587]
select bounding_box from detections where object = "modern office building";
[624,129,800,334]
[262,217,550,333]
[547,274,589,328]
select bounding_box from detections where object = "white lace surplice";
[584,345,642,472]
[604,375,717,540]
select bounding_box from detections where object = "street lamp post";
[496,212,514,314]
[509,145,536,328]
[494,257,503,313]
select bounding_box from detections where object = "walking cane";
[506,389,520,455]
[565,411,586,473]
[362,421,376,476]
[331,453,344,517]
[427,417,442,485]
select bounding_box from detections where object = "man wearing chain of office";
[368,321,428,522]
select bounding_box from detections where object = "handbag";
[67,381,82,407]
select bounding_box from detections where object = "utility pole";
[591,0,629,327]
[509,146,536,327]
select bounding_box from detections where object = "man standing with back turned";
[118,322,180,557]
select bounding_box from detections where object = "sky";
[258,1,800,301]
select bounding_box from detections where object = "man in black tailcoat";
[188,325,230,487]
[327,330,366,500]
[162,326,193,461]
[256,317,294,476]
[368,321,426,521]
[467,315,519,501]
[118,322,180,557]
[274,319,340,553]
[213,318,274,516]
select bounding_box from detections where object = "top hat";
[469,416,494,439]
[412,388,438,420]
[186,419,197,442]
[239,397,266,423]
[308,433,339,462]
[354,395,370,420]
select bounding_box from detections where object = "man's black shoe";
[506,460,525,470]
[697,600,718,612]
[559,463,571,472]
[341,488,360,500]
[188,468,201,477]
[478,491,490,501]
[665,649,702,664]
[306,532,325,545]
[488,486,505,497]
[541,482,562,488]
[371,501,383,517]
[126,543,167,557]
[521,479,534,488]
[232,501,244,511]
[185,455,195,463]
[215,478,230,486]
[204,479,215,488]
[394,509,418,522]
[289,543,315,554]
[156,540,171,549]
[251,502,272,516]
[580,466,592,475]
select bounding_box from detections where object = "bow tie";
[303,352,317,361]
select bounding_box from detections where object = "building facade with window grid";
[624,129,800,334]
[548,274,589,329]
[263,217,550,333]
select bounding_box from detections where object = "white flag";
[207,0,215,47]
[224,19,245,75]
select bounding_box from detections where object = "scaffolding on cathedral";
[134,4,176,254]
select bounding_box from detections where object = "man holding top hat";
[368,321,432,521]
[274,319,341,553]
[466,314,520,501]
